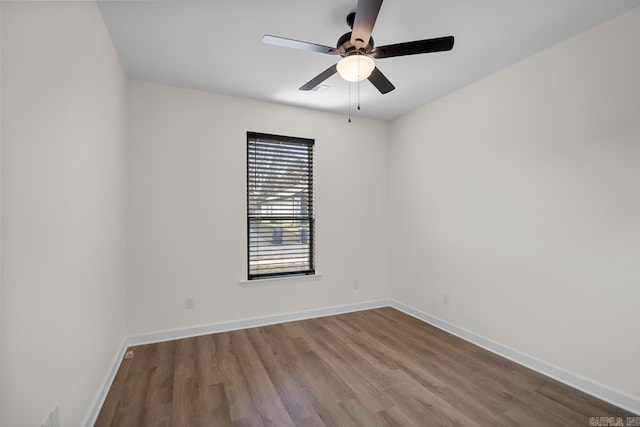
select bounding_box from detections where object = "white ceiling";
[98,0,640,121]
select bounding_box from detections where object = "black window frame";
[246,131,315,280]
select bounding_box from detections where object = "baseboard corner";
[82,337,128,427]
[389,299,640,415]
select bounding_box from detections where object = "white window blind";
[247,132,315,279]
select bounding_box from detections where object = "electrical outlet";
[443,293,450,305]
[352,280,359,290]
[186,297,195,310]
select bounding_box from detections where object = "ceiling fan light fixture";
[336,55,375,82]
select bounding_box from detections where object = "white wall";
[390,6,640,402]
[1,2,127,426]
[0,1,4,423]
[127,80,391,335]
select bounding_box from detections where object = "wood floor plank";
[535,379,625,417]
[298,322,396,413]
[141,340,175,425]
[385,382,482,427]
[349,310,521,417]
[170,337,202,426]
[377,405,422,427]
[339,398,389,427]
[232,329,295,426]
[94,346,135,426]
[214,331,260,422]
[245,327,317,423]
[308,317,412,394]
[295,413,326,427]
[96,308,635,426]
[108,344,154,427]
[232,414,266,427]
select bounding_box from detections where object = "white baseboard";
[82,337,128,427]
[85,298,639,425]
[126,299,392,347]
[390,299,640,415]
[83,300,388,425]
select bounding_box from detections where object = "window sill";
[239,273,322,287]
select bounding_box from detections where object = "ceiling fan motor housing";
[337,31,374,55]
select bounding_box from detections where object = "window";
[247,132,315,280]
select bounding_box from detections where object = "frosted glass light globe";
[337,55,375,82]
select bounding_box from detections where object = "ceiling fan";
[263,0,454,94]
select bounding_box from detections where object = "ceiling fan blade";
[372,36,454,59]
[263,35,341,55]
[299,64,338,91]
[350,0,383,50]
[368,67,395,94]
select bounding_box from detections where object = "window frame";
[246,131,315,280]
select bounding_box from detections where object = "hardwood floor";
[96,308,633,426]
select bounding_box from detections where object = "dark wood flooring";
[95,308,633,426]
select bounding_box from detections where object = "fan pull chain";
[348,82,352,123]
[357,56,361,111]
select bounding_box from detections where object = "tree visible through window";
[247,132,315,279]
